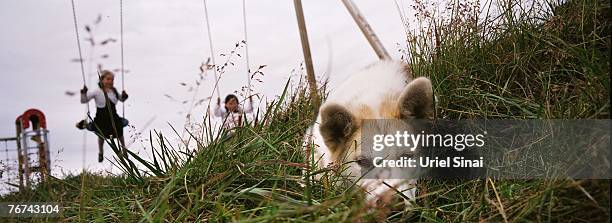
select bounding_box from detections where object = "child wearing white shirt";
[76,70,129,162]
[213,94,253,135]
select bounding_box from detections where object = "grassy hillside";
[1,0,609,222]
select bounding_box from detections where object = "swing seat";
[76,118,129,131]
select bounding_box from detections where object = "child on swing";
[76,70,129,162]
[213,94,253,136]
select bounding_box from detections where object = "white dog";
[303,60,434,207]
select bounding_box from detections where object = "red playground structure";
[0,109,51,193]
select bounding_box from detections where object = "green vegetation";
[1,0,609,222]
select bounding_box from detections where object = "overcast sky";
[0,0,417,178]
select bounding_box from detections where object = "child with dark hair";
[213,94,253,133]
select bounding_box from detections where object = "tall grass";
[402,0,609,119]
[0,0,609,222]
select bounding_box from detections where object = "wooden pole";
[293,0,320,109]
[293,0,318,206]
[341,0,391,60]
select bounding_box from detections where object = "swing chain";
[70,0,88,109]
[120,0,126,118]
[70,0,90,169]
[202,0,221,98]
[242,0,252,99]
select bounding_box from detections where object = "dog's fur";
[304,60,434,206]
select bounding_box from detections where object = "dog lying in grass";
[304,60,434,207]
